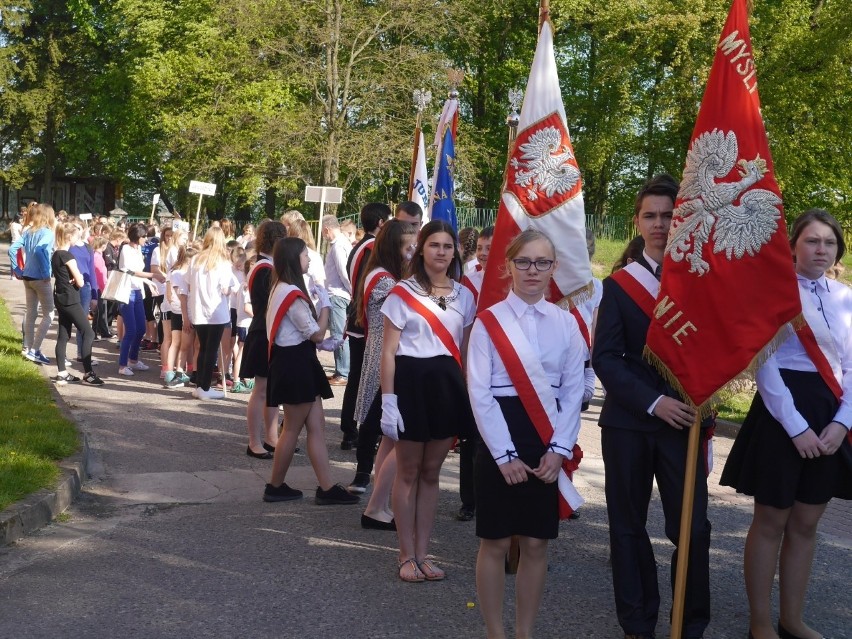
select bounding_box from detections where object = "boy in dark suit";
[592,174,711,639]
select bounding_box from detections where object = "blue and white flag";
[429,126,457,230]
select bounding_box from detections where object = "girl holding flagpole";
[379,220,476,582]
[262,237,358,506]
[721,209,852,639]
[467,229,585,639]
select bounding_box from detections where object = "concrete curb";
[0,364,93,546]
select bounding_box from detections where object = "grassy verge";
[0,297,79,511]
[715,390,755,424]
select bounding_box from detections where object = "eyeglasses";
[511,258,555,272]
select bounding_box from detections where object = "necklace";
[429,284,458,311]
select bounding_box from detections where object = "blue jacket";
[69,243,97,293]
[8,227,54,280]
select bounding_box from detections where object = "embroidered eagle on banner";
[511,126,581,201]
[668,128,782,276]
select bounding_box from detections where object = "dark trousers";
[195,323,227,391]
[93,296,110,337]
[56,302,94,374]
[339,335,365,441]
[355,392,382,475]
[459,431,479,509]
[601,425,711,639]
[75,283,92,357]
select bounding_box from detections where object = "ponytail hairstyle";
[55,222,79,248]
[406,220,463,292]
[458,226,479,263]
[270,237,317,319]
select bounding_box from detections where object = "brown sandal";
[416,558,445,581]
[398,558,425,583]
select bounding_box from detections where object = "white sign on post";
[188,180,217,239]
[189,181,217,196]
[149,193,161,224]
[304,185,344,250]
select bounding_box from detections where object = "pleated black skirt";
[720,370,852,508]
[240,329,268,379]
[267,340,332,407]
[394,355,475,442]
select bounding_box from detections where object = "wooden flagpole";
[670,414,703,639]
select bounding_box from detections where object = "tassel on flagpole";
[539,0,550,31]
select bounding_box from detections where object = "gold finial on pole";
[408,89,432,200]
[507,88,523,151]
[447,68,465,100]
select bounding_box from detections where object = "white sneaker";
[131,361,149,371]
[118,366,134,376]
[196,387,224,400]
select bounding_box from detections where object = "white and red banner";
[410,130,430,222]
[478,17,591,311]
[645,0,801,409]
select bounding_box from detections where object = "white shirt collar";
[506,289,548,318]
[642,250,660,273]
[797,273,830,292]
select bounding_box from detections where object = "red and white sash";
[265,284,308,359]
[361,268,393,335]
[568,307,591,350]
[462,270,483,305]
[348,237,375,285]
[478,301,584,519]
[388,283,462,366]
[609,261,659,319]
[247,256,273,293]
[797,286,843,401]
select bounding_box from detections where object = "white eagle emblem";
[511,126,581,201]
[667,129,782,276]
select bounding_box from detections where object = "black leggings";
[194,323,227,391]
[356,392,382,475]
[56,302,94,373]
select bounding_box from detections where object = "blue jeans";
[76,283,92,358]
[119,290,146,366]
[329,294,350,378]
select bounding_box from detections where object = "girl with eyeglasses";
[467,229,585,639]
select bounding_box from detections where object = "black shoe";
[348,472,370,494]
[52,372,81,385]
[624,634,656,639]
[82,372,104,386]
[457,505,475,521]
[316,484,360,505]
[263,483,302,502]
[247,446,273,460]
[361,514,396,531]
[777,624,810,639]
[340,437,358,450]
[262,441,276,453]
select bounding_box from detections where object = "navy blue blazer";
[592,257,683,433]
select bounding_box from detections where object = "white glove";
[380,393,405,441]
[317,337,344,352]
[312,285,331,310]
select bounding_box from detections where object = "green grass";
[0,298,79,511]
[592,238,634,278]
[715,390,755,424]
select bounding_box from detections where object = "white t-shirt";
[169,268,189,316]
[230,269,245,310]
[151,246,178,310]
[267,283,320,347]
[188,257,240,325]
[118,244,146,291]
[381,278,476,358]
[237,287,252,329]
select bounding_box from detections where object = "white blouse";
[381,278,476,358]
[267,283,320,347]
[757,274,852,438]
[467,290,586,464]
[118,244,146,291]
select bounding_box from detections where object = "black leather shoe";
[262,441,275,453]
[246,446,273,459]
[778,624,824,639]
[361,514,396,531]
[340,437,358,450]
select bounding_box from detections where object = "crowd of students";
[7,186,850,639]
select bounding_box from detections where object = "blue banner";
[430,127,457,231]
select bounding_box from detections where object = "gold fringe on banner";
[643,313,805,419]
[555,280,595,312]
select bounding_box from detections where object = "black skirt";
[266,340,332,407]
[720,370,852,508]
[241,329,269,379]
[475,396,558,540]
[394,355,475,442]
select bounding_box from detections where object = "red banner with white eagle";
[477,15,592,311]
[644,0,801,409]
